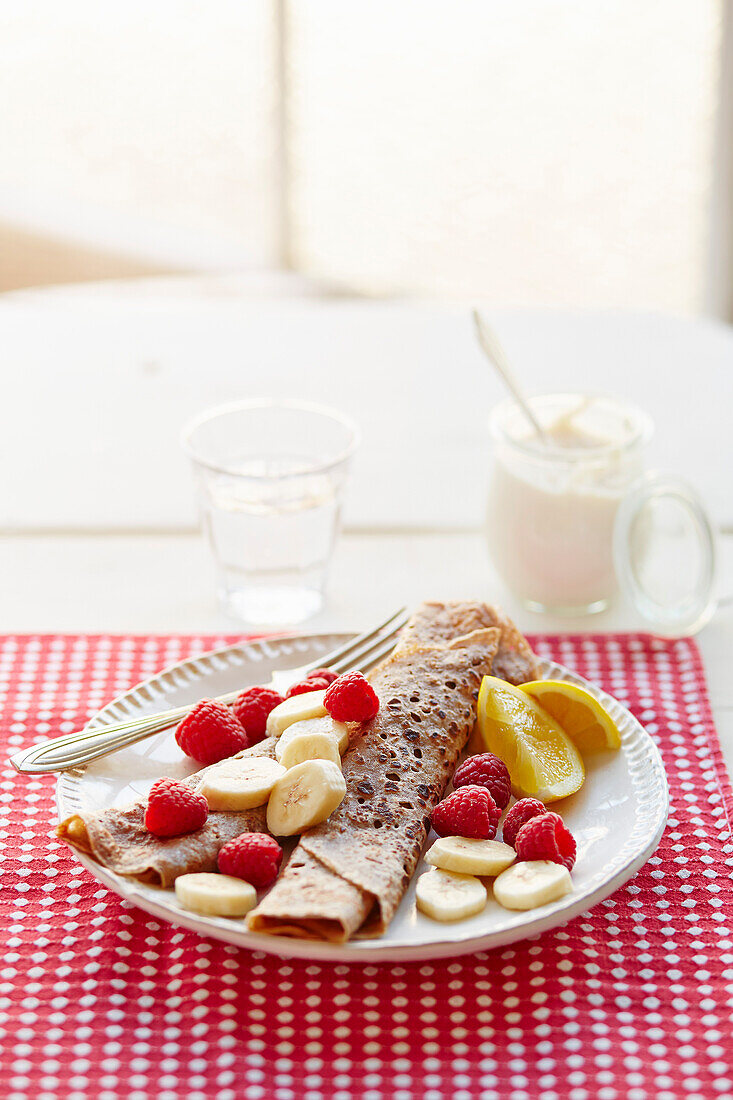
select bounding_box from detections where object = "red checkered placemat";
[1,632,732,1100]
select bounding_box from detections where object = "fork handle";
[10,654,325,775]
[8,686,251,775]
[9,653,322,776]
[10,612,405,774]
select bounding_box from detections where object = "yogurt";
[487,395,652,614]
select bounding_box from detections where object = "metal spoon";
[472,310,549,446]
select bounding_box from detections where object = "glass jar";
[487,393,653,615]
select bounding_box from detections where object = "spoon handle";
[473,311,549,446]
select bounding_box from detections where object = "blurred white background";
[0,0,728,313]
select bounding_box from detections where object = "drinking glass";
[182,400,359,625]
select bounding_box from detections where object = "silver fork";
[9,608,409,775]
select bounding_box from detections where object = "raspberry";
[144,778,208,838]
[453,753,511,810]
[175,699,249,765]
[306,667,339,685]
[502,797,547,847]
[218,833,283,889]
[286,678,329,698]
[232,686,283,744]
[430,785,501,840]
[514,811,576,871]
[324,671,380,723]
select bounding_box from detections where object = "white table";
[3,276,732,768]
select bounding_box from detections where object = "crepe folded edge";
[56,738,276,887]
[395,600,538,685]
[246,848,374,943]
[56,803,221,887]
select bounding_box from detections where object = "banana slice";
[175,872,256,917]
[425,837,516,877]
[415,867,487,922]
[196,757,286,811]
[279,730,341,770]
[274,715,349,760]
[266,759,346,836]
[266,691,328,738]
[493,859,572,911]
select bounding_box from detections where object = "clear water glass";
[182,400,359,625]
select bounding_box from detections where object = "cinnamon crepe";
[247,613,503,942]
[57,738,276,886]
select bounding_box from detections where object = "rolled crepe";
[247,622,501,942]
[396,600,538,685]
[57,738,276,886]
[58,601,535,906]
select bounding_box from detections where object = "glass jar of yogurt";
[487,394,653,615]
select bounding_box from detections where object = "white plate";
[56,633,668,963]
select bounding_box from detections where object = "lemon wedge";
[476,676,584,803]
[520,680,621,753]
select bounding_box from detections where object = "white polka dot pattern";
[0,632,732,1099]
